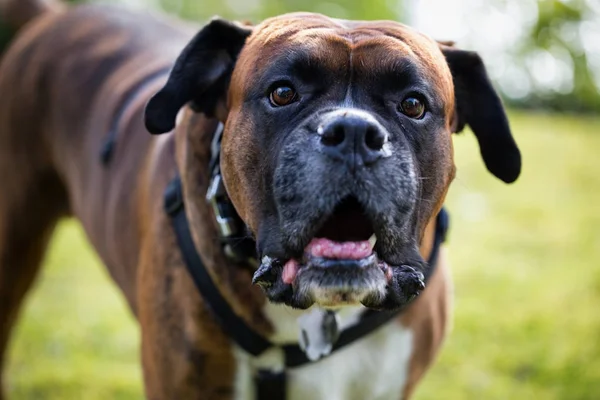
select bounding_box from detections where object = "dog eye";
[269,86,297,107]
[399,96,425,119]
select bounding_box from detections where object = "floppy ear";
[144,18,252,134]
[440,44,521,183]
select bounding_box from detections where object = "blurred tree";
[508,0,600,112]
[157,0,402,25]
[1,0,599,113]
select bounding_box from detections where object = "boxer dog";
[0,0,520,399]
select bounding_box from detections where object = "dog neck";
[174,110,273,335]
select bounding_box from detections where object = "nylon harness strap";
[163,176,449,400]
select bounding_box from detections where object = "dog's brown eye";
[270,86,297,106]
[400,97,425,119]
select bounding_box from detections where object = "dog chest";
[233,305,414,400]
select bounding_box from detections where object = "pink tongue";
[305,237,374,260]
[282,238,375,284]
[282,259,299,284]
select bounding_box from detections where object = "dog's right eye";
[269,86,298,107]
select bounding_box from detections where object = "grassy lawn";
[4,111,600,399]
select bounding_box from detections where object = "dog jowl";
[145,14,521,311]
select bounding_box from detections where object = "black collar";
[163,123,449,400]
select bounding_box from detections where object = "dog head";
[145,13,521,310]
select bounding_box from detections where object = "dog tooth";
[368,234,377,251]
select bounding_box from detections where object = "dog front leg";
[137,240,237,400]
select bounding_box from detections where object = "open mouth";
[278,197,392,306]
[253,195,426,309]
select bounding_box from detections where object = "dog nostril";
[321,124,346,147]
[364,126,385,151]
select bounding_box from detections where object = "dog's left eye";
[399,96,426,119]
[269,86,298,107]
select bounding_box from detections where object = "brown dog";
[0,0,521,399]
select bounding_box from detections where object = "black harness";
[162,123,449,400]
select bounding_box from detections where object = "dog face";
[145,13,521,310]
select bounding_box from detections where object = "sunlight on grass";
[5,224,142,399]
[5,111,600,399]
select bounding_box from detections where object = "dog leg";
[0,165,69,399]
[137,233,238,399]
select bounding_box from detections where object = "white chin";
[301,277,387,308]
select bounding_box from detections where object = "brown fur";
[223,15,457,261]
[0,3,457,399]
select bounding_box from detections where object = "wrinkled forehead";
[232,13,454,109]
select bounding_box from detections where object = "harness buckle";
[206,173,237,238]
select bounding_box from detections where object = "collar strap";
[205,123,258,266]
[163,176,449,363]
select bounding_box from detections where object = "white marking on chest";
[233,303,413,400]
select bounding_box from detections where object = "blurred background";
[1,0,600,399]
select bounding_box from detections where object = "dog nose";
[319,114,387,168]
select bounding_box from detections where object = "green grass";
[4,226,141,399]
[5,111,600,399]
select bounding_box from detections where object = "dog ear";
[144,18,252,134]
[440,43,521,183]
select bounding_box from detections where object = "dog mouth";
[282,197,392,286]
[281,234,384,283]
[255,197,396,308]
